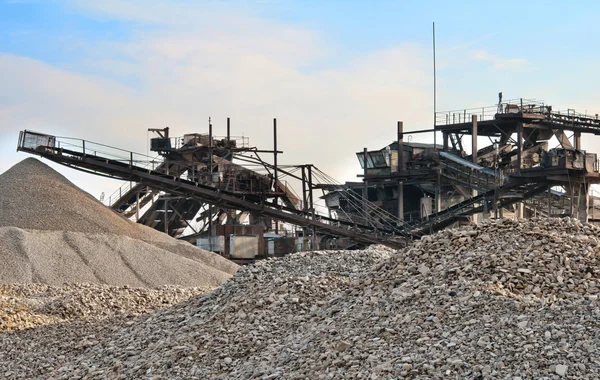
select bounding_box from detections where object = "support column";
[307,165,314,215]
[227,117,231,142]
[164,198,168,234]
[574,131,582,150]
[493,189,498,219]
[593,190,596,220]
[516,202,524,219]
[443,132,449,152]
[517,122,523,174]
[135,191,140,221]
[579,183,589,222]
[570,184,575,217]
[301,166,308,213]
[209,121,213,237]
[398,182,404,222]
[301,165,309,250]
[471,115,479,224]
[397,121,405,171]
[436,169,442,213]
[396,121,405,222]
[471,115,478,164]
[363,147,368,213]
[547,184,552,217]
[273,119,278,234]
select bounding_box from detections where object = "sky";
[1,0,600,199]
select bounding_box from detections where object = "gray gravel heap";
[0,227,233,288]
[3,218,600,379]
[0,158,238,286]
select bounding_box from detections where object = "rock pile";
[0,158,237,287]
[3,218,600,378]
[0,284,207,332]
[0,249,392,379]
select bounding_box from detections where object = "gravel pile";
[1,217,598,379]
[0,249,392,379]
[0,283,207,332]
[0,227,232,287]
[0,158,238,286]
[0,158,145,237]
[3,167,600,380]
[0,284,211,379]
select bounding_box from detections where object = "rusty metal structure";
[16,97,600,255]
[324,97,600,233]
[16,119,410,252]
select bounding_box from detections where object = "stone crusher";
[17,129,409,249]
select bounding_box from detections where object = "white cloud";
[471,49,494,61]
[1,1,432,196]
[492,58,528,70]
[470,49,528,71]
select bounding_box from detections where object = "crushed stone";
[0,218,597,378]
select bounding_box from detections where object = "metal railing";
[435,98,547,126]
[164,134,250,150]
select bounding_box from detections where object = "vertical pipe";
[273,119,278,190]
[398,182,404,222]
[570,184,574,217]
[307,165,314,214]
[273,118,278,234]
[164,198,168,234]
[520,98,523,114]
[136,191,140,221]
[436,169,441,213]
[443,132,449,152]
[471,115,478,224]
[363,147,368,212]
[472,115,478,163]
[226,117,230,226]
[209,121,213,174]
[397,121,405,171]
[191,152,195,183]
[227,117,231,142]
[302,165,309,251]
[574,131,581,150]
[301,166,308,213]
[433,22,437,149]
[517,122,523,174]
[209,120,213,237]
[548,184,552,216]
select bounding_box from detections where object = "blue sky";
[1,0,600,196]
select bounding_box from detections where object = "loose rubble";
[0,284,208,332]
[2,217,600,378]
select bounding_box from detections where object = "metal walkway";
[17,130,408,248]
[18,130,560,244]
[438,151,501,192]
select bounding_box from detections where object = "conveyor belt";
[17,131,408,248]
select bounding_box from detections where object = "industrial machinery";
[17,97,600,254]
[326,97,600,234]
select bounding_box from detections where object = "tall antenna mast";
[433,21,437,148]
